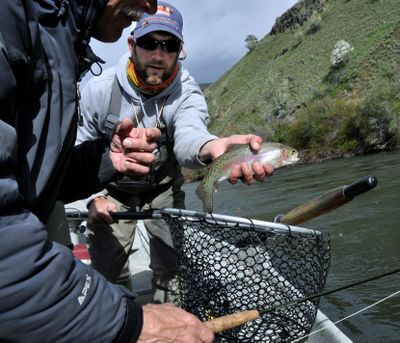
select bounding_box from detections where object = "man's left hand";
[110,118,161,174]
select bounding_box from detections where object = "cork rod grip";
[204,310,260,333]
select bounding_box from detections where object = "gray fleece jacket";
[77,53,217,172]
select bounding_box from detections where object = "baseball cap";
[133,2,184,42]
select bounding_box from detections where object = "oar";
[274,175,378,225]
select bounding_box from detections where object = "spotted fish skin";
[196,142,299,212]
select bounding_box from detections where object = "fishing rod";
[205,265,400,333]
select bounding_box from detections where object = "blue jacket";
[0,1,142,341]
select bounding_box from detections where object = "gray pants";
[86,183,184,303]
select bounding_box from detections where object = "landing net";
[162,209,331,343]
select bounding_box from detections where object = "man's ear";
[178,46,187,61]
[128,36,135,55]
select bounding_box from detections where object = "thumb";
[115,118,134,137]
[248,135,262,151]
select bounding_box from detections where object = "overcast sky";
[86,0,297,85]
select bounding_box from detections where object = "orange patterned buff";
[126,59,179,95]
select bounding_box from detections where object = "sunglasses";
[135,36,181,53]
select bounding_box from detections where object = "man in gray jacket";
[0,0,214,342]
[78,1,274,303]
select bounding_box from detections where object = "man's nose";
[143,0,157,14]
[151,44,165,57]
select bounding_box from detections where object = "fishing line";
[258,266,400,316]
[292,288,400,342]
[135,222,150,257]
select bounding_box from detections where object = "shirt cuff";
[113,298,143,343]
[84,192,106,208]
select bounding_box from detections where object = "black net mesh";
[163,212,331,343]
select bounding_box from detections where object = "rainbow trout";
[196,142,299,212]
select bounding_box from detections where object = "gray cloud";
[85,0,297,85]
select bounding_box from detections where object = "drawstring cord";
[131,96,168,129]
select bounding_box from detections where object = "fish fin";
[195,181,213,213]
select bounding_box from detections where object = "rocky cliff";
[270,0,325,34]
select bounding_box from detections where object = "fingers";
[262,163,274,177]
[122,127,160,153]
[248,135,262,151]
[110,126,161,174]
[225,134,262,151]
[123,151,156,164]
[139,304,214,343]
[122,157,153,175]
[115,118,134,137]
[229,162,274,185]
[229,163,254,185]
[88,197,117,224]
[117,150,157,174]
[123,137,158,152]
[124,127,161,141]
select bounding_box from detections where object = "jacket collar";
[34,0,108,79]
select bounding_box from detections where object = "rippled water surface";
[183,149,400,342]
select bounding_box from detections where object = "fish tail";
[195,181,213,213]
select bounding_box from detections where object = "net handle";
[65,210,161,220]
[65,208,320,236]
[204,310,260,333]
[275,175,377,225]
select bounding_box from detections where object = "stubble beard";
[122,7,143,21]
[146,73,163,86]
[133,54,175,86]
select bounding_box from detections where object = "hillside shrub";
[291,29,305,49]
[245,34,259,52]
[279,95,396,159]
[262,73,297,119]
[330,40,353,67]
[307,13,322,34]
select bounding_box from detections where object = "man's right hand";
[138,304,214,343]
[88,196,117,225]
[110,118,161,175]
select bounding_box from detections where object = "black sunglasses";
[135,35,181,53]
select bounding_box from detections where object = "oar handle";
[343,175,377,198]
[204,310,260,333]
[277,175,378,225]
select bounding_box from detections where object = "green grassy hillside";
[204,0,400,161]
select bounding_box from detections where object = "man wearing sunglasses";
[0,0,215,342]
[78,0,274,308]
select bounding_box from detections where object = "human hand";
[199,134,274,185]
[138,303,214,343]
[88,196,117,225]
[110,118,161,175]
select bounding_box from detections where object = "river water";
[182,149,400,342]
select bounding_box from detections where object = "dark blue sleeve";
[58,137,121,204]
[0,204,143,342]
[0,1,142,340]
